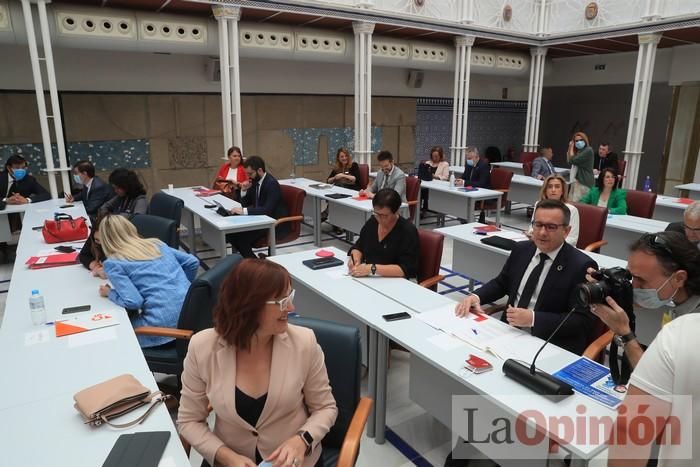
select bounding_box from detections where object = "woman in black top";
[327,148,360,190]
[347,188,419,279]
[99,168,148,217]
[78,215,107,278]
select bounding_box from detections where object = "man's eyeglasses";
[373,211,393,219]
[531,221,566,232]
[684,224,700,232]
[266,289,295,312]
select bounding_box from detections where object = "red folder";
[193,187,220,197]
[25,252,79,269]
[676,198,694,205]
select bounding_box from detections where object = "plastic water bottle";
[642,176,652,192]
[29,289,47,326]
[449,171,455,188]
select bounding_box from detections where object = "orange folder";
[25,252,79,269]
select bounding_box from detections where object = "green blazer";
[580,187,627,215]
[569,146,595,187]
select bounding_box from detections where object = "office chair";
[252,185,306,255]
[130,214,178,248]
[625,189,657,219]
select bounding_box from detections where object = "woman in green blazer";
[580,167,627,214]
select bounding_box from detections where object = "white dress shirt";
[515,242,565,327]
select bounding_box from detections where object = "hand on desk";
[99,284,111,298]
[455,294,483,317]
[6,194,29,205]
[505,305,534,327]
[230,207,243,215]
[358,189,373,199]
[267,434,306,467]
[92,266,106,280]
[64,192,74,203]
[349,263,372,277]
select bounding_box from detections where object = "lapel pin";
[557,265,563,271]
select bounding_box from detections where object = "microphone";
[502,306,576,400]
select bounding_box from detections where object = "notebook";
[25,251,79,269]
[302,257,344,270]
[102,431,170,467]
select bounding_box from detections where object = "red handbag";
[42,214,89,244]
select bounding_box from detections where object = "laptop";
[417,163,433,181]
[213,200,236,217]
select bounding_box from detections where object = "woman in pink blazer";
[178,259,337,467]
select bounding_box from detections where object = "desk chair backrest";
[405,176,421,222]
[418,229,444,291]
[129,214,178,248]
[571,202,608,251]
[520,151,538,165]
[288,317,361,451]
[523,160,534,177]
[625,189,657,219]
[148,192,184,243]
[358,164,369,190]
[280,185,306,242]
[617,159,627,179]
[489,168,513,209]
[176,254,243,364]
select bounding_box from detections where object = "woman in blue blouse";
[580,167,628,215]
[97,215,199,347]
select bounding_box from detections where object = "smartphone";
[55,245,75,253]
[60,204,74,208]
[32,226,43,231]
[382,312,411,322]
[62,305,91,315]
[204,204,217,208]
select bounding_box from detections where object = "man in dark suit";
[457,146,490,188]
[593,142,618,176]
[1,154,50,205]
[65,160,114,218]
[665,200,700,247]
[456,199,598,355]
[225,156,288,258]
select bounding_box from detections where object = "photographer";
[588,232,700,369]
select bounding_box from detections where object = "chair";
[625,189,657,219]
[617,159,627,179]
[571,203,608,252]
[477,168,513,216]
[135,254,243,388]
[405,175,421,223]
[417,229,445,291]
[252,185,306,255]
[523,160,534,177]
[358,163,369,190]
[130,214,178,248]
[288,317,373,467]
[148,192,184,243]
[520,151,538,165]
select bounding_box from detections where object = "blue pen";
[471,328,478,335]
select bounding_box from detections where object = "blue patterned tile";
[284,127,382,166]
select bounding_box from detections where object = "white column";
[21,0,72,199]
[536,0,551,36]
[459,0,475,24]
[523,47,547,153]
[623,33,661,189]
[213,6,242,154]
[353,22,374,169]
[450,35,475,168]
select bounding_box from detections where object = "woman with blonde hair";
[528,174,580,246]
[566,131,594,201]
[98,215,199,348]
[327,147,360,190]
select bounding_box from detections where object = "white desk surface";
[270,247,615,460]
[166,186,276,231]
[0,199,189,466]
[605,214,669,234]
[421,180,504,200]
[510,173,544,187]
[674,183,700,191]
[280,177,408,210]
[436,222,627,270]
[0,202,32,215]
[656,195,692,210]
[491,161,570,175]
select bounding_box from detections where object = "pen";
[471,328,478,335]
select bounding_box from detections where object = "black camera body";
[575,267,635,326]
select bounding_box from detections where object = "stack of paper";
[25,251,79,269]
[193,187,220,197]
[55,312,119,337]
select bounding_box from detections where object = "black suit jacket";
[461,159,491,188]
[665,222,685,234]
[241,173,289,234]
[475,241,598,355]
[593,152,619,173]
[73,176,114,216]
[0,170,50,203]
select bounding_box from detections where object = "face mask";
[12,168,27,181]
[466,159,475,167]
[73,174,82,184]
[633,275,678,309]
[575,140,585,150]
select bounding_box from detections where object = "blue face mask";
[633,275,678,309]
[575,140,586,150]
[12,168,27,181]
[73,174,82,184]
[466,159,475,167]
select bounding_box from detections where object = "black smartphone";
[382,312,411,322]
[204,204,216,208]
[32,226,43,231]
[55,245,75,253]
[60,204,74,208]
[62,305,91,314]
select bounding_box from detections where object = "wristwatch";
[614,332,636,347]
[371,264,377,276]
[297,430,313,454]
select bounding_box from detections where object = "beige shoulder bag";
[73,374,171,428]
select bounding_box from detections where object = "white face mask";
[633,275,678,309]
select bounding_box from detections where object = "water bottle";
[642,176,652,192]
[29,289,47,326]
[449,171,455,188]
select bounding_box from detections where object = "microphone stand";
[502,306,576,400]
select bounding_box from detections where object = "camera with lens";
[575,266,635,324]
